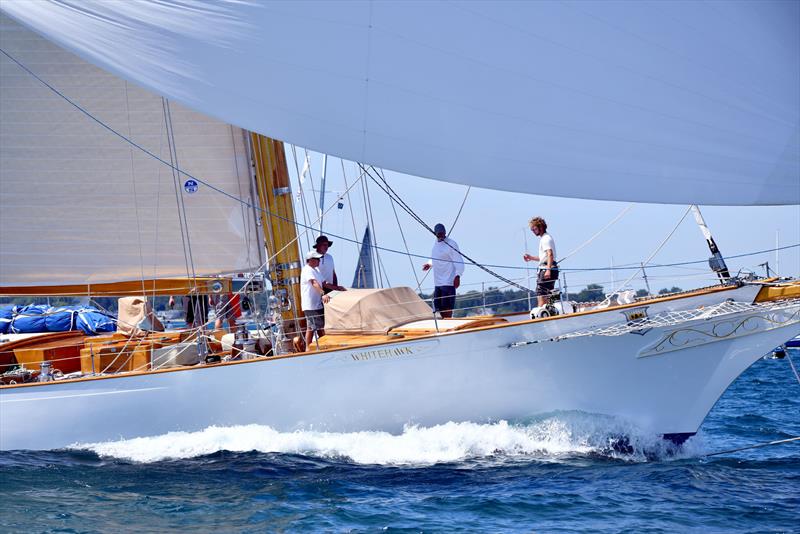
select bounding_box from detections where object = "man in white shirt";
[524,216,559,307]
[300,250,331,349]
[314,235,346,293]
[422,223,465,318]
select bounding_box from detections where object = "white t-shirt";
[300,263,324,311]
[429,237,465,287]
[538,232,556,267]
[317,253,335,285]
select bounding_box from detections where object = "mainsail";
[0,13,263,287]
[1,1,797,206]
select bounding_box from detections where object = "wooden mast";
[249,134,304,345]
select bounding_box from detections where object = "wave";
[74,413,707,465]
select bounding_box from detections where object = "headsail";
[0,13,263,288]
[352,226,376,289]
[1,1,797,205]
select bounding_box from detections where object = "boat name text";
[351,346,415,361]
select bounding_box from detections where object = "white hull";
[2,287,799,450]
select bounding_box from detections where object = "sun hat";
[305,250,323,261]
[314,235,333,248]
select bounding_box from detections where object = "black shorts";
[186,295,208,325]
[536,267,559,297]
[433,285,456,313]
[304,308,325,331]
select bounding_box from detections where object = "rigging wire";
[559,204,633,264]
[613,205,692,292]
[382,172,422,289]
[231,126,256,270]
[361,164,534,293]
[361,169,385,287]
[340,160,367,281]
[290,145,314,252]
[449,184,472,233]
[407,175,472,292]
[122,80,149,302]
[161,97,196,295]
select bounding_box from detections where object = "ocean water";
[1,355,799,533]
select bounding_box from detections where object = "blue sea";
[1,354,798,533]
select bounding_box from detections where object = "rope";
[162,97,200,303]
[703,436,800,457]
[122,80,149,303]
[613,205,692,293]
[559,204,633,263]
[340,159,366,276]
[361,164,532,293]
[290,145,313,253]
[384,175,422,289]
[786,350,800,386]
[361,172,385,287]
[415,182,472,292]
[449,184,472,235]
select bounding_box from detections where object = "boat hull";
[2,299,798,451]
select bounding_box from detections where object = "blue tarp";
[44,306,77,332]
[0,306,14,334]
[8,304,49,333]
[0,305,116,335]
[74,309,117,335]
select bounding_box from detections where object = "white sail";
[1,1,796,206]
[0,13,263,287]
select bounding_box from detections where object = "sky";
[285,148,800,297]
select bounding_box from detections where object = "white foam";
[75,414,703,465]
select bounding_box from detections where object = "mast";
[249,134,304,348]
[690,205,731,283]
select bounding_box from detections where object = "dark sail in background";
[351,226,375,289]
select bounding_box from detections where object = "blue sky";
[287,149,799,296]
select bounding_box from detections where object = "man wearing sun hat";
[314,235,346,293]
[422,223,464,318]
[300,249,331,349]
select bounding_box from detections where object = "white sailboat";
[1,2,799,451]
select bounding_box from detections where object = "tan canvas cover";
[324,287,433,334]
[117,297,164,337]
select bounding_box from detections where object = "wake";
[75,413,707,465]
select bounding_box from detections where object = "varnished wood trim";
[0,278,232,297]
[0,283,749,390]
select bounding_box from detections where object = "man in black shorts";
[524,216,559,307]
[422,223,464,318]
